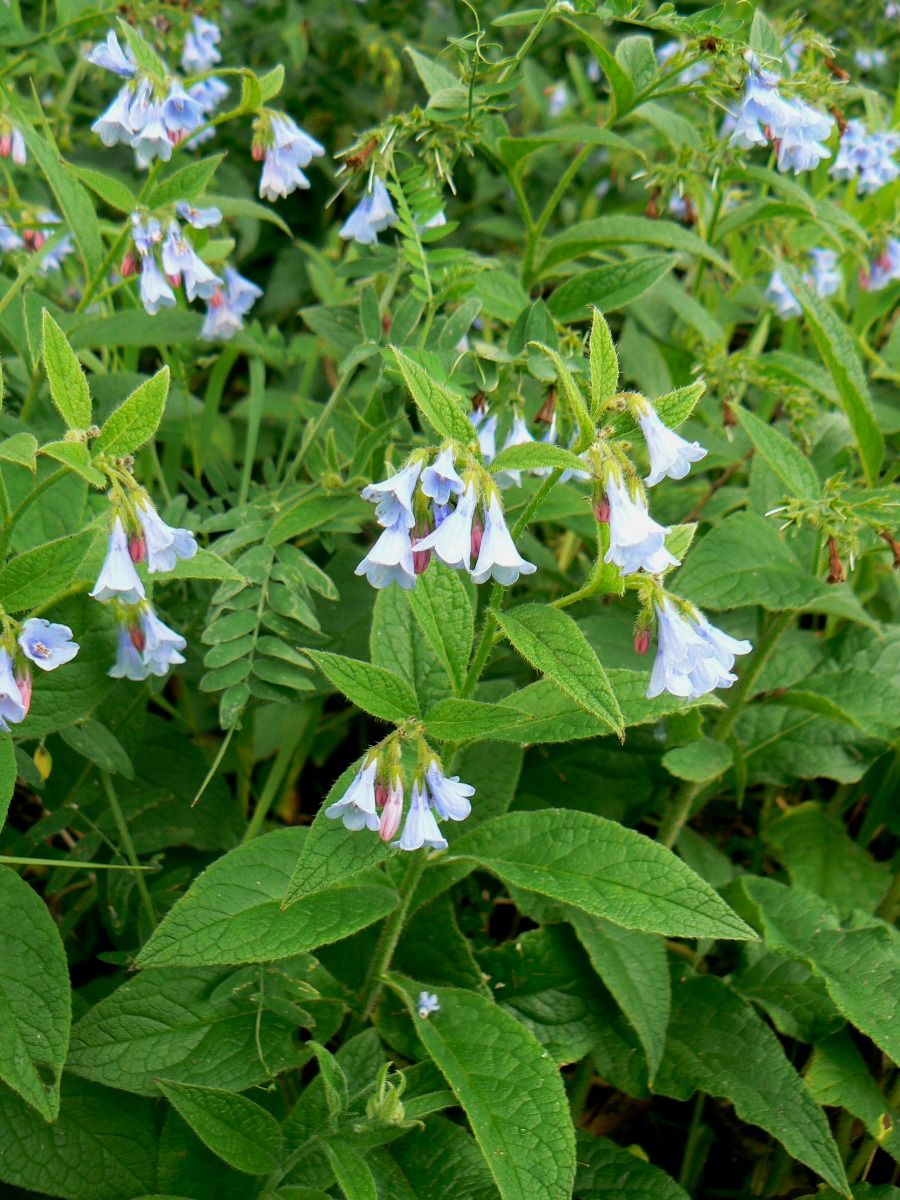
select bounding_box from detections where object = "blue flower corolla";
[728,67,788,150]
[853,49,888,71]
[355,519,416,590]
[132,215,163,255]
[396,781,447,852]
[270,114,325,166]
[470,409,497,462]
[830,120,899,194]
[223,266,262,315]
[805,248,841,298]
[729,67,833,173]
[161,223,221,300]
[604,474,678,576]
[139,254,176,315]
[866,238,900,291]
[361,461,422,529]
[471,493,536,586]
[91,517,146,604]
[188,78,229,114]
[774,100,834,173]
[325,759,380,831]
[765,269,802,318]
[646,599,752,700]
[637,403,707,487]
[109,624,149,681]
[412,481,477,572]
[19,619,79,671]
[181,15,222,73]
[259,149,313,201]
[496,412,535,488]
[339,177,397,245]
[0,220,23,253]
[86,31,136,78]
[200,267,262,341]
[92,85,136,148]
[417,991,441,1018]
[547,83,569,116]
[139,607,187,676]
[161,83,205,134]
[136,498,198,574]
[424,762,474,822]
[420,446,464,506]
[176,202,222,229]
[128,81,173,165]
[0,649,26,731]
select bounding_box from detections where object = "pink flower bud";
[379,785,403,843]
[16,671,32,715]
[470,519,484,559]
[251,142,265,162]
[375,783,389,810]
[129,626,145,652]
[593,496,610,523]
[166,272,181,288]
[412,522,432,575]
[633,629,651,655]
[210,287,224,309]
[120,251,137,278]
[128,535,146,564]
[0,135,10,158]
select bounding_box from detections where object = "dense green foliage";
[0,1,897,1197]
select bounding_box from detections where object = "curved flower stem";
[358,853,427,1019]
[657,610,793,849]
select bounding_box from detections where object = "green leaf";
[607,381,705,438]
[38,441,106,487]
[0,736,15,830]
[527,343,594,447]
[563,18,635,119]
[405,47,459,96]
[60,720,134,778]
[158,1081,282,1175]
[117,17,169,75]
[69,310,204,350]
[0,1076,157,1200]
[265,494,361,548]
[488,440,587,477]
[93,367,170,457]
[408,564,474,695]
[136,828,397,968]
[324,1143,378,1200]
[451,810,756,939]
[308,649,420,722]
[574,1133,690,1200]
[778,263,883,485]
[68,965,308,1095]
[146,155,226,210]
[73,166,137,214]
[547,257,675,323]
[0,433,38,469]
[656,972,848,1195]
[538,216,731,277]
[494,604,623,737]
[203,193,293,236]
[568,913,670,1083]
[589,308,619,418]
[738,877,900,1064]
[167,549,244,583]
[0,530,92,612]
[42,310,92,429]
[387,976,576,1200]
[423,698,532,742]
[371,587,451,714]
[391,348,475,443]
[733,407,821,500]
[0,867,71,1120]
[806,1031,900,1157]
[663,738,734,784]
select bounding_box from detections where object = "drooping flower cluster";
[0,119,26,165]
[355,446,536,591]
[830,120,900,194]
[252,110,326,201]
[90,489,197,681]
[88,25,228,167]
[728,61,834,174]
[765,247,843,317]
[339,177,398,245]
[326,738,474,853]
[0,210,74,276]
[645,596,752,701]
[862,239,900,292]
[0,619,80,731]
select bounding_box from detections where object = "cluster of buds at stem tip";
[89,483,197,682]
[326,734,474,853]
[0,619,81,731]
[355,443,536,591]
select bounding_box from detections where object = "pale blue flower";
[92,85,135,148]
[86,31,136,78]
[132,215,163,255]
[188,78,229,114]
[223,266,262,315]
[854,49,887,71]
[355,519,416,590]
[638,403,707,486]
[271,114,325,166]
[765,269,802,318]
[109,623,149,681]
[866,238,900,291]
[413,481,477,572]
[421,447,464,506]
[496,411,535,488]
[136,498,198,574]
[425,762,474,822]
[199,265,262,340]
[471,493,536,586]
[471,409,497,462]
[181,15,222,73]
[417,991,441,1018]
[396,781,447,852]
[805,248,841,298]
[647,599,751,700]
[361,461,422,529]
[547,83,569,116]
[729,65,833,173]
[0,649,26,731]
[1,126,27,164]
[0,220,23,253]
[605,474,678,575]
[176,202,222,229]
[91,518,145,604]
[18,619,79,671]
[140,607,187,676]
[139,254,176,315]
[775,99,834,174]
[325,759,380,831]
[161,222,221,300]
[339,177,397,245]
[161,82,205,135]
[259,149,313,201]
[830,120,899,193]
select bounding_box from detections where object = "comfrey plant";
[727,57,834,173]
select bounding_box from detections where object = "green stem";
[522,145,592,286]
[241,709,318,843]
[498,0,558,82]
[99,771,157,930]
[657,611,792,849]
[281,368,355,489]
[358,854,427,1019]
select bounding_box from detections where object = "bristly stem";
[357,853,427,1019]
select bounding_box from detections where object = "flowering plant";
[0,2,896,1198]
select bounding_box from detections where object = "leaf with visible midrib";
[495,604,623,737]
[387,976,575,1200]
[451,809,756,940]
[42,310,92,429]
[0,530,92,613]
[392,347,475,443]
[547,257,675,323]
[308,649,420,722]
[408,564,474,695]
[733,406,821,500]
[0,868,71,1121]
[93,367,170,457]
[158,1080,282,1176]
